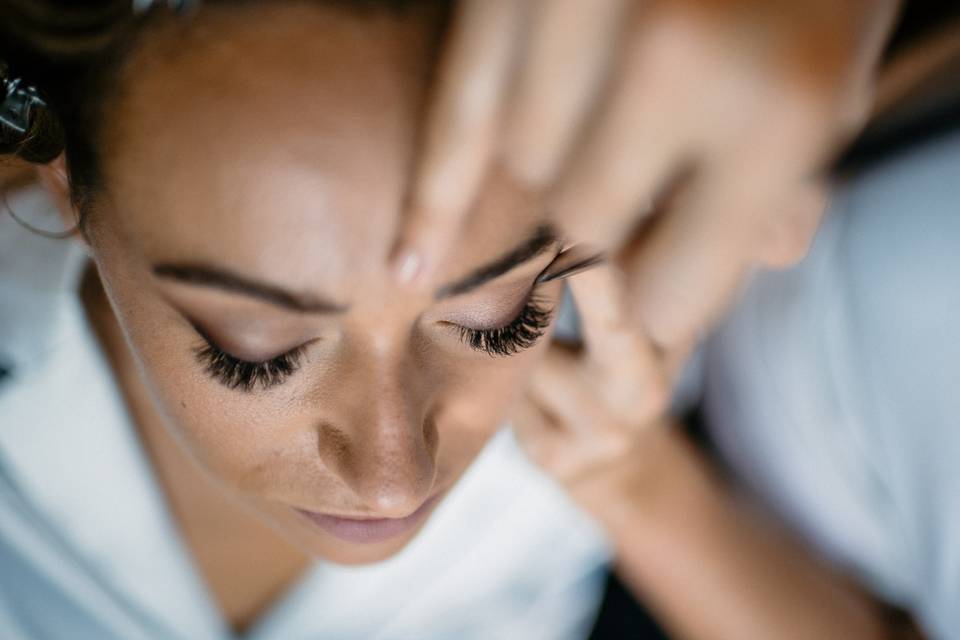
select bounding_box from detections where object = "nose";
[314,349,439,519]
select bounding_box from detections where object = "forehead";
[95,4,544,300]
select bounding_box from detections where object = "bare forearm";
[574,427,891,640]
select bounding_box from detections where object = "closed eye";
[193,336,307,392]
[454,294,554,357]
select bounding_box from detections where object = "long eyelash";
[458,296,554,357]
[193,340,305,392]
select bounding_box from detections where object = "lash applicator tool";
[536,244,605,347]
[536,244,606,284]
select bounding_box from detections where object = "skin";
[41,2,564,626]
[32,2,927,637]
[390,0,900,404]
[513,269,909,639]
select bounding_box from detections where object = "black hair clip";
[133,0,199,15]
[0,76,47,135]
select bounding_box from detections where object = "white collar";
[0,186,226,639]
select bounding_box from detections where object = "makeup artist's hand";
[392,0,898,353]
[512,263,914,640]
[511,264,673,493]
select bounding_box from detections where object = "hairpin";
[0,76,47,136]
[132,0,198,15]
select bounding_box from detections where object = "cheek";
[442,359,534,421]
[429,343,547,490]
[90,238,331,499]
[98,272,312,494]
[136,328,301,488]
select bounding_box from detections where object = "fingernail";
[394,250,423,285]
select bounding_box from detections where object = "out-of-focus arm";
[572,425,921,640]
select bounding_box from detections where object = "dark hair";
[0,1,138,219]
[0,0,443,228]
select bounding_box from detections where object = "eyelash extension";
[193,340,305,392]
[458,296,554,357]
[193,294,552,388]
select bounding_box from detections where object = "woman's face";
[78,4,563,565]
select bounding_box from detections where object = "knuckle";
[624,376,668,427]
[641,373,670,421]
[604,426,635,462]
[757,189,827,267]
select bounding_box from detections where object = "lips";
[294,494,440,544]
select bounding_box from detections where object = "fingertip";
[392,249,426,286]
[756,183,829,268]
[389,215,443,289]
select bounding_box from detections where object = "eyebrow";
[152,264,347,314]
[152,224,559,314]
[435,224,559,298]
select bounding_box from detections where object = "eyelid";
[455,294,554,357]
[436,279,538,331]
[188,319,314,363]
[199,332,296,365]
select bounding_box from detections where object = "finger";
[623,145,801,353]
[527,345,606,436]
[391,0,526,285]
[547,10,703,250]
[501,0,628,185]
[626,189,754,353]
[514,392,624,486]
[826,0,899,136]
[510,394,568,471]
[527,344,641,457]
[526,352,636,472]
[755,180,829,268]
[567,265,667,424]
[662,331,700,392]
[624,81,835,349]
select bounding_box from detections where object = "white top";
[703,128,960,639]
[0,187,611,639]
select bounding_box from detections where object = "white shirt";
[0,187,611,639]
[703,128,960,639]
